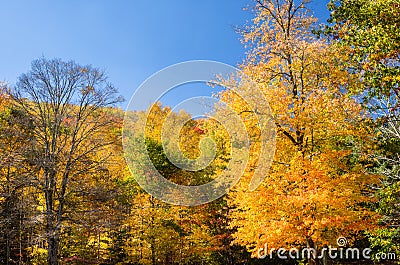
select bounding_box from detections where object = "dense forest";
[0,0,399,264]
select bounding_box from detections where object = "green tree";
[326,0,400,261]
[122,103,225,265]
[326,0,400,101]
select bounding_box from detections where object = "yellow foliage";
[217,0,380,256]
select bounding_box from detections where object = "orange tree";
[219,1,380,264]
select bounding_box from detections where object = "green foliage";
[326,0,400,100]
[326,1,400,262]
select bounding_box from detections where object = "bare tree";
[11,58,123,265]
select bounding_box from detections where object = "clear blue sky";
[0,0,330,110]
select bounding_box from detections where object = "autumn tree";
[121,103,231,265]
[221,1,379,264]
[326,0,400,260]
[11,58,122,265]
[365,98,400,262]
[0,84,41,265]
[59,109,125,264]
[325,0,400,102]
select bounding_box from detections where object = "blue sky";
[0,0,330,110]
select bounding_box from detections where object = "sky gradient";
[0,0,330,110]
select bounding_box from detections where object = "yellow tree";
[122,103,224,264]
[222,0,379,263]
[0,85,39,265]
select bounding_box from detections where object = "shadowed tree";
[0,85,37,265]
[11,58,123,265]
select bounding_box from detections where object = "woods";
[0,0,399,264]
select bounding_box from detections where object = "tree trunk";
[47,233,59,265]
[321,245,329,265]
[306,237,320,265]
[6,229,10,265]
[150,196,156,265]
[45,169,60,265]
